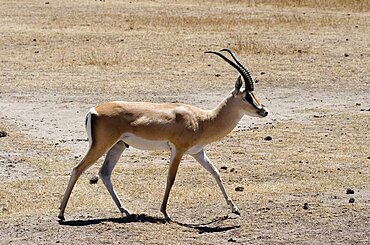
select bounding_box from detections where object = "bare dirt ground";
[0,0,369,244]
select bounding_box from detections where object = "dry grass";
[231,35,312,55]
[225,0,370,12]
[0,0,369,244]
[84,48,122,67]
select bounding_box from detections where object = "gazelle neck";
[202,93,243,143]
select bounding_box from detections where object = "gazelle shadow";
[58,213,240,233]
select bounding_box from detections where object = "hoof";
[164,216,172,223]
[161,211,172,223]
[58,214,65,221]
[232,208,241,216]
[119,208,132,217]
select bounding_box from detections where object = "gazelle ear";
[234,75,243,94]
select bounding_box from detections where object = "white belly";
[120,133,203,155]
[121,133,171,151]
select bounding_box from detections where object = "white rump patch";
[88,107,98,116]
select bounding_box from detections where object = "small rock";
[303,203,309,210]
[235,186,244,192]
[264,136,272,141]
[0,131,8,137]
[89,176,99,184]
[346,188,355,194]
[344,53,349,57]
[228,238,237,242]
[215,74,221,77]
[220,166,228,170]
[230,168,235,173]
[349,198,355,203]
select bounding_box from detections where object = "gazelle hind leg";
[58,144,109,220]
[99,141,132,216]
[191,149,240,215]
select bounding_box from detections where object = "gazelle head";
[206,49,268,118]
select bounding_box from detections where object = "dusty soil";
[0,0,369,244]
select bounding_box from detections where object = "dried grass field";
[0,0,369,244]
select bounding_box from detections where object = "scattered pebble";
[349,198,355,203]
[264,136,272,141]
[220,166,228,170]
[230,168,236,173]
[235,186,244,192]
[228,238,237,243]
[344,53,349,57]
[0,131,8,137]
[303,203,309,210]
[89,176,99,184]
[346,188,355,194]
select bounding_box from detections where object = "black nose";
[259,109,268,117]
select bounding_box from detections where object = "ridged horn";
[205,50,254,91]
[220,48,254,91]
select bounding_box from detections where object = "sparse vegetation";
[0,0,369,244]
[225,0,370,12]
[84,49,122,67]
[231,35,311,55]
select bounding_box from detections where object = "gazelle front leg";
[160,146,184,221]
[191,149,240,215]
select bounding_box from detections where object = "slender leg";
[58,144,108,220]
[191,149,240,215]
[99,141,132,216]
[160,147,183,220]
